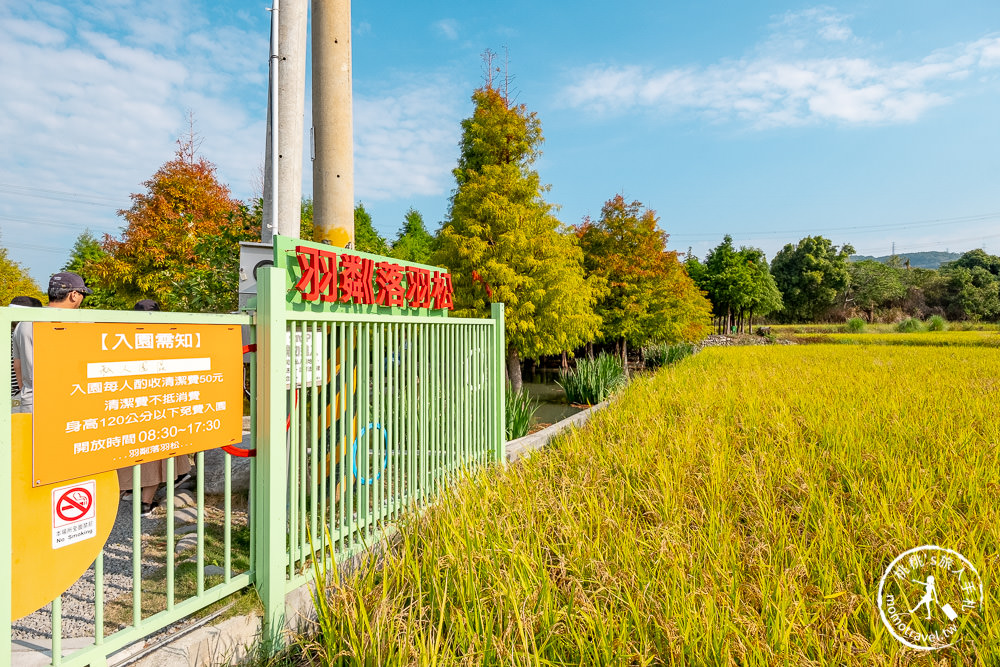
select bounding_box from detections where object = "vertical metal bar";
[408,322,416,506]
[373,323,382,529]
[166,458,175,609]
[257,266,289,647]
[94,553,104,645]
[132,465,141,627]
[296,322,304,570]
[492,303,506,464]
[360,322,370,540]
[309,322,319,559]
[345,322,354,550]
[464,327,471,468]
[224,451,232,584]
[319,322,328,555]
[288,321,298,574]
[196,450,205,596]
[337,322,346,549]
[420,323,428,502]
[481,325,487,464]
[430,324,437,495]
[448,325,458,476]
[0,311,11,666]
[248,320,257,575]
[51,596,61,666]
[386,323,394,522]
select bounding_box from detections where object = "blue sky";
[3,1,1000,286]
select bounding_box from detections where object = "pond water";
[521,367,582,427]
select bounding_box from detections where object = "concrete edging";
[505,400,608,463]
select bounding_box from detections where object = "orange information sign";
[32,323,243,487]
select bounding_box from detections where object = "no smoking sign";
[51,480,97,549]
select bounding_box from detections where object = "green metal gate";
[1,244,505,665]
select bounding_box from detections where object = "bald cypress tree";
[433,83,600,391]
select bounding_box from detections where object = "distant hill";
[848,251,962,269]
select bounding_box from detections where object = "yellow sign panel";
[32,323,243,487]
[11,414,119,620]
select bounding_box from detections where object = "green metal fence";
[254,265,505,641]
[1,264,505,665]
[0,308,253,667]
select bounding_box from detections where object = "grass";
[102,495,256,634]
[556,353,627,405]
[258,343,1000,665]
[642,341,696,368]
[772,321,1000,336]
[505,389,539,440]
[793,331,1000,347]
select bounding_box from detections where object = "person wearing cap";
[11,272,91,413]
[8,296,42,397]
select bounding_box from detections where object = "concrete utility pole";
[311,0,355,248]
[262,0,309,242]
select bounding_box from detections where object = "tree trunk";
[586,341,594,359]
[561,350,569,371]
[506,348,522,393]
[621,337,629,377]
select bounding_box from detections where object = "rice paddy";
[793,331,1000,347]
[271,342,1000,665]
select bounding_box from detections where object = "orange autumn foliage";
[92,139,254,310]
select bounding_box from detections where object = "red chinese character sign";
[275,235,454,312]
[32,323,244,487]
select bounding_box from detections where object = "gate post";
[255,266,289,649]
[491,303,505,464]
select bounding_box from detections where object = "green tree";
[693,237,781,333]
[63,231,124,309]
[389,208,434,264]
[433,83,601,391]
[354,203,389,255]
[770,236,854,322]
[846,259,906,322]
[576,195,710,360]
[930,250,1000,320]
[0,242,43,305]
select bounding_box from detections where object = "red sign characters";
[293,245,454,310]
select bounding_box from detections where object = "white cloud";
[434,19,459,41]
[562,13,1000,128]
[0,0,269,281]
[775,7,855,43]
[353,79,463,201]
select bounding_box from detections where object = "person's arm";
[13,359,21,391]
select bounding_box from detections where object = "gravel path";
[13,496,172,640]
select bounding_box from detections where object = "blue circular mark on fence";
[352,422,389,485]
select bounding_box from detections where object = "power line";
[3,241,71,255]
[669,211,1000,242]
[0,183,122,208]
[0,214,118,233]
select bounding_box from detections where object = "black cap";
[133,299,160,311]
[49,272,92,295]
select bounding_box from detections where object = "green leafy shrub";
[845,317,866,333]
[643,342,696,369]
[896,317,924,333]
[506,389,539,440]
[557,353,627,405]
[926,315,947,332]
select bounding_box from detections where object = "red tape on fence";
[222,342,260,456]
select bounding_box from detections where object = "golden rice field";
[795,331,1000,347]
[274,344,1000,666]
